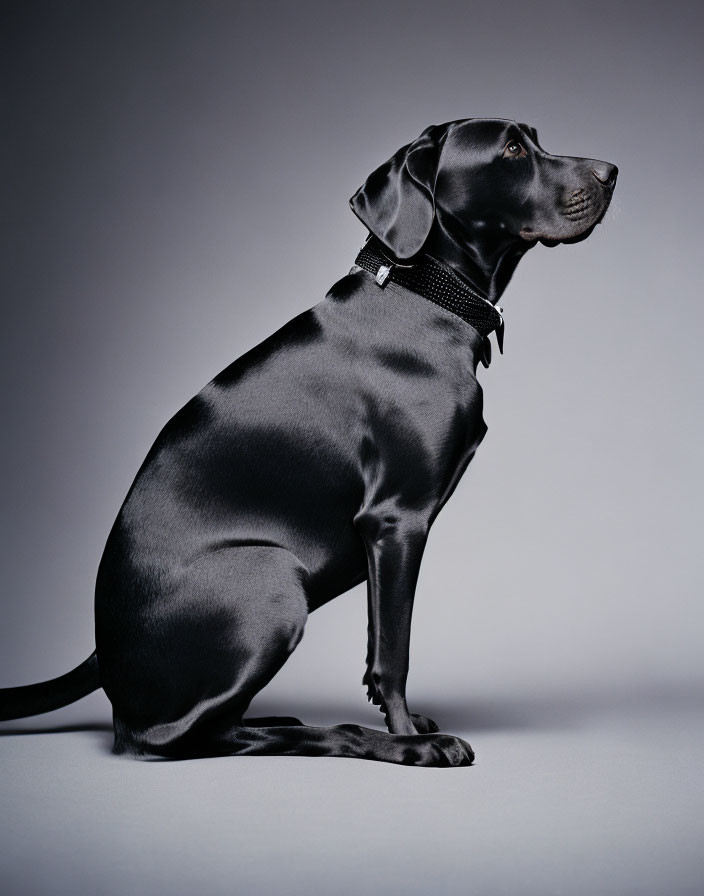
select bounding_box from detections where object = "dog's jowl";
[0,119,617,766]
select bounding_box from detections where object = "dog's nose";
[591,161,618,188]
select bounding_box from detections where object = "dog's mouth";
[519,183,614,248]
[538,224,597,248]
[519,226,597,248]
[520,201,611,248]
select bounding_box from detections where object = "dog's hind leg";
[198,720,474,767]
[107,545,310,756]
[243,716,304,727]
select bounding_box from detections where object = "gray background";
[1,1,702,894]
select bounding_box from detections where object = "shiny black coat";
[1,118,616,766]
[96,269,487,759]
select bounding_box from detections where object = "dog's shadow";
[0,720,115,753]
[1,681,701,749]
[251,679,704,734]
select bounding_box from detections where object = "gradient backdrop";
[1,2,703,894]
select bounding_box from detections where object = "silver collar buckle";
[375,264,392,287]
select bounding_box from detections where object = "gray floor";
[2,679,702,896]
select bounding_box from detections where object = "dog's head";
[350,118,617,261]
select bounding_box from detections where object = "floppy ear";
[349,123,449,260]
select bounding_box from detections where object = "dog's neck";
[425,209,533,305]
[354,237,504,368]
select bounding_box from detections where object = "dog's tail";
[0,652,100,721]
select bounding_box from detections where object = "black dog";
[0,119,616,766]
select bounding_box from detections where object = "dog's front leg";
[357,516,436,736]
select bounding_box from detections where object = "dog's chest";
[354,350,486,516]
[318,275,488,508]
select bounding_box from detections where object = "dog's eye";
[503,140,527,159]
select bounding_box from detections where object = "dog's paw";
[410,713,440,734]
[415,733,474,768]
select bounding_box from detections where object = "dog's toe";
[427,734,475,768]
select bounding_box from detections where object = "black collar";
[354,238,504,367]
